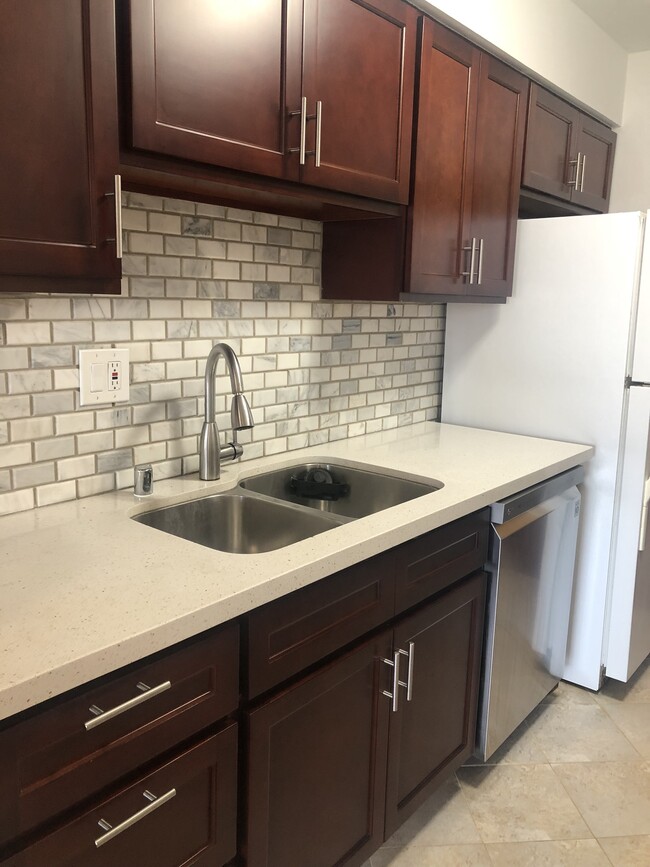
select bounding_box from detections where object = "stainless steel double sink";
[133,462,442,554]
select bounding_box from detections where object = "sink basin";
[133,492,343,554]
[239,462,441,519]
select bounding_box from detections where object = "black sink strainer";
[289,467,350,501]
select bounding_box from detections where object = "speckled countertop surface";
[0,422,593,722]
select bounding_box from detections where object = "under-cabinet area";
[0,0,618,299]
[0,510,488,867]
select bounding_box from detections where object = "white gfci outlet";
[79,349,130,405]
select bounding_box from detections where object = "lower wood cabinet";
[246,634,392,867]
[385,572,486,835]
[0,510,489,867]
[246,571,487,866]
[2,726,238,867]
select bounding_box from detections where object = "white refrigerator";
[442,211,650,690]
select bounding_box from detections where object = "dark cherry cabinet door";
[572,114,616,212]
[384,572,486,836]
[0,0,120,293]
[407,20,478,297]
[4,728,238,867]
[521,84,577,200]
[468,54,528,298]
[407,21,526,300]
[522,83,615,213]
[246,633,392,867]
[128,0,302,179]
[300,0,417,203]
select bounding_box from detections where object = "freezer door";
[605,385,650,680]
[631,213,650,383]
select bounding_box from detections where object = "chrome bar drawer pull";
[568,153,582,189]
[105,174,123,259]
[579,153,587,192]
[381,651,401,713]
[461,238,478,284]
[84,680,171,731]
[288,96,308,165]
[477,238,485,286]
[397,641,415,701]
[314,100,322,167]
[94,788,176,847]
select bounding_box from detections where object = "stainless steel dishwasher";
[477,466,584,760]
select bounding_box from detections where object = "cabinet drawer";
[395,510,489,614]
[2,726,238,867]
[247,551,396,698]
[0,622,239,847]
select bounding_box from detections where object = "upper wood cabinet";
[322,19,529,302]
[0,0,121,294]
[126,0,417,204]
[407,21,529,300]
[522,83,616,213]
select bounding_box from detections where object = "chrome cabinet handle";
[382,651,401,713]
[639,477,650,552]
[106,174,123,259]
[462,238,478,284]
[579,153,587,192]
[289,98,322,167]
[288,96,308,165]
[398,641,415,701]
[568,153,582,190]
[84,680,171,731]
[95,788,176,847]
[477,238,484,286]
[314,100,322,167]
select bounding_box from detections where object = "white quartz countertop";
[0,422,593,722]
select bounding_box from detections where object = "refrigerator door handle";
[639,476,650,552]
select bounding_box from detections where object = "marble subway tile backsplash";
[0,193,445,516]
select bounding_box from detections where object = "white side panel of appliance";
[442,213,642,689]
[605,385,650,680]
[631,214,650,382]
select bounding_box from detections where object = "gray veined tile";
[456,764,590,843]
[552,761,650,838]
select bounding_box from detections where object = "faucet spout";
[199,342,254,481]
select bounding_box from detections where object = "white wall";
[415,0,628,123]
[609,51,650,211]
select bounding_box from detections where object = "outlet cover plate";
[79,349,130,405]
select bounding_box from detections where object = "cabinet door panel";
[407,21,478,296]
[469,55,528,297]
[128,0,301,179]
[385,573,486,836]
[0,0,120,292]
[247,634,392,867]
[300,0,416,203]
[4,728,238,867]
[521,84,577,201]
[573,115,616,212]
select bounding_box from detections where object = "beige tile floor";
[363,657,650,867]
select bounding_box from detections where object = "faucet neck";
[204,342,245,423]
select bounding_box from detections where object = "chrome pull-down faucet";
[199,343,254,481]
